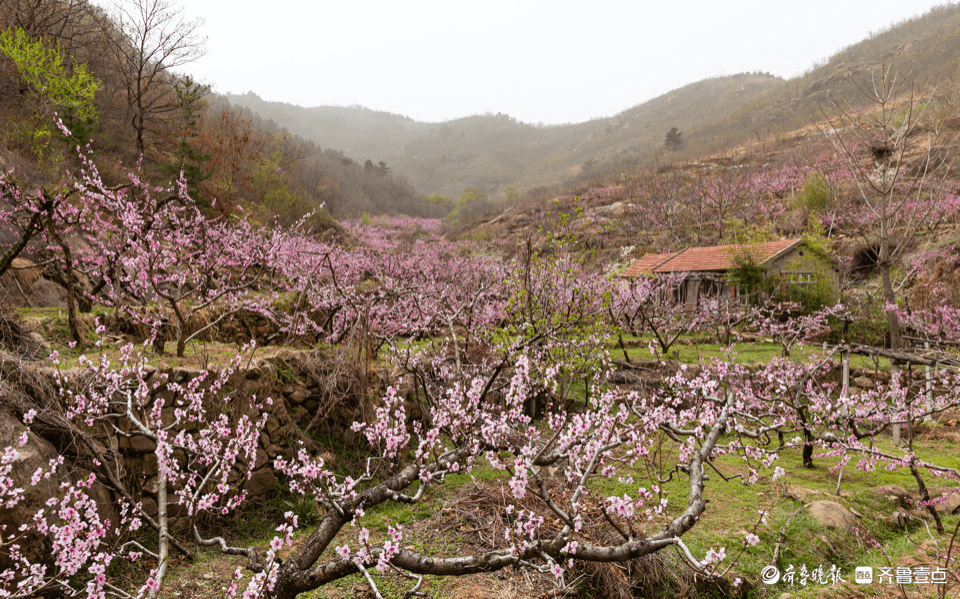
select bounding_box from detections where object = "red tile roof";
[622,239,802,276]
[620,253,674,277]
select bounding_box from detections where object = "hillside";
[695,3,960,147]
[0,0,427,223]
[226,3,960,204]
[225,73,783,199]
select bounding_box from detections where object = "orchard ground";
[18,306,960,599]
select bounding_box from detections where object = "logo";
[855,567,874,584]
[761,565,781,585]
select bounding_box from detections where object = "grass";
[612,333,894,373]
[11,307,954,597]
[97,398,960,599]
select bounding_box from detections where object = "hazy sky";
[165,0,951,125]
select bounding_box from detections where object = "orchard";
[2,105,960,599]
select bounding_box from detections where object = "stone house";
[621,239,836,307]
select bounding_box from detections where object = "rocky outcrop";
[0,408,116,570]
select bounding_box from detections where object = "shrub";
[793,173,834,213]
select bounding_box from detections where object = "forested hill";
[224,73,784,200]
[227,3,960,204]
[0,0,425,222]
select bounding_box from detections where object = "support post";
[891,361,901,445]
[841,350,850,417]
[924,341,933,421]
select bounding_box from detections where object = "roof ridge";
[651,247,689,272]
[649,250,681,270]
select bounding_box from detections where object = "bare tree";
[102,0,206,153]
[818,66,960,348]
[1,0,100,53]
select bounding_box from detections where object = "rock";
[160,407,178,427]
[173,368,201,383]
[24,277,68,308]
[245,468,277,497]
[141,496,159,517]
[152,389,176,408]
[254,447,269,470]
[342,427,356,446]
[872,485,912,508]
[143,452,158,472]
[892,510,909,527]
[807,500,856,531]
[288,387,309,405]
[129,435,157,453]
[934,490,960,515]
[167,502,189,518]
[853,375,875,389]
[0,409,63,569]
[784,485,820,502]
[265,415,280,435]
[240,379,261,396]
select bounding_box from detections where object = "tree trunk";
[47,220,83,347]
[880,264,901,349]
[0,207,47,279]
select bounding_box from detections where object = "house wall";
[766,246,840,289]
[680,246,838,307]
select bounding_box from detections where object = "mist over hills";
[225,4,960,204]
[224,73,783,199]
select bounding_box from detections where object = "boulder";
[783,485,820,502]
[871,485,912,508]
[0,409,116,572]
[933,489,960,515]
[807,500,856,532]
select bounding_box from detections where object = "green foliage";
[541,202,585,246]
[793,173,834,213]
[445,186,490,227]
[424,193,451,209]
[725,220,780,246]
[252,152,308,220]
[663,126,683,151]
[500,184,519,203]
[783,270,837,313]
[0,28,100,149]
[843,292,889,346]
[423,193,452,218]
[726,249,767,304]
[779,223,839,313]
[457,186,487,206]
[163,76,212,203]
